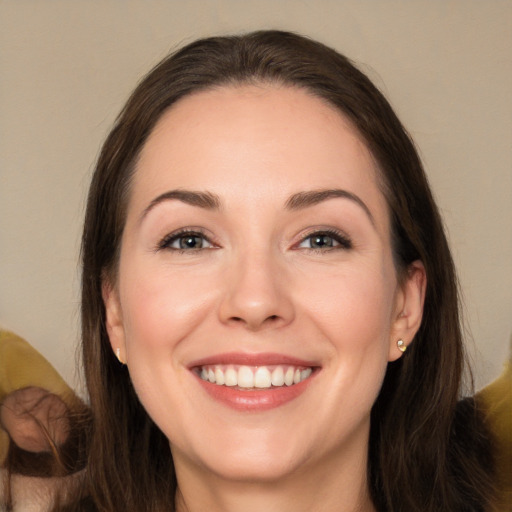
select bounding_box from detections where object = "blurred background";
[1,0,511,393]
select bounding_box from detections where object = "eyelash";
[156,228,352,253]
[157,229,215,252]
[296,229,352,252]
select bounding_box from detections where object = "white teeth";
[198,364,314,389]
[271,366,284,386]
[301,368,312,381]
[284,367,294,386]
[214,367,225,385]
[224,366,237,386]
[238,366,254,388]
[254,367,272,388]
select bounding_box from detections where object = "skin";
[104,85,426,512]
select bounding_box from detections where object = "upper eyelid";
[296,227,351,242]
[288,230,352,253]
[157,228,216,250]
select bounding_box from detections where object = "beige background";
[1,0,511,393]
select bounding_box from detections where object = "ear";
[102,279,126,364]
[388,260,426,361]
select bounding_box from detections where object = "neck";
[174,442,376,512]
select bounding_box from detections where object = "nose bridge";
[218,243,294,330]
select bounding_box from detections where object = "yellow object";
[0,329,77,465]
[477,354,512,511]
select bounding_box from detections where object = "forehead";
[131,84,388,228]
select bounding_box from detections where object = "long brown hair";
[76,31,495,511]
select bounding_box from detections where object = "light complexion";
[104,85,425,512]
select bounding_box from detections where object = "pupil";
[312,235,332,248]
[180,236,202,249]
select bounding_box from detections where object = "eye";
[297,230,352,251]
[158,230,214,251]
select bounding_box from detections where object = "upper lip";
[188,352,320,369]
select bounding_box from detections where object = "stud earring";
[115,347,125,365]
[397,339,407,353]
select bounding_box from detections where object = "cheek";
[118,257,217,356]
[116,258,217,436]
[299,261,396,347]
[296,261,396,411]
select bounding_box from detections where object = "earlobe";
[388,260,426,361]
[102,279,126,363]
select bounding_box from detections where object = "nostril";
[228,314,280,326]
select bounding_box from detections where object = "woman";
[6,30,496,511]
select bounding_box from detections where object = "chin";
[171,421,314,484]
[202,450,306,483]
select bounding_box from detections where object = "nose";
[218,249,295,331]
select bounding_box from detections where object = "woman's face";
[104,85,424,483]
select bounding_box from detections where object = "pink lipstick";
[189,352,320,411]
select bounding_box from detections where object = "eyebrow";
[140,187,374,226]
[140,190,221,221]
[285,189,375,225]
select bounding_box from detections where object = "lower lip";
[194,372,317,411]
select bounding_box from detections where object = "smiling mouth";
[197,364,314,390]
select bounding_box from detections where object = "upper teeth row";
[199,365,312,388]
